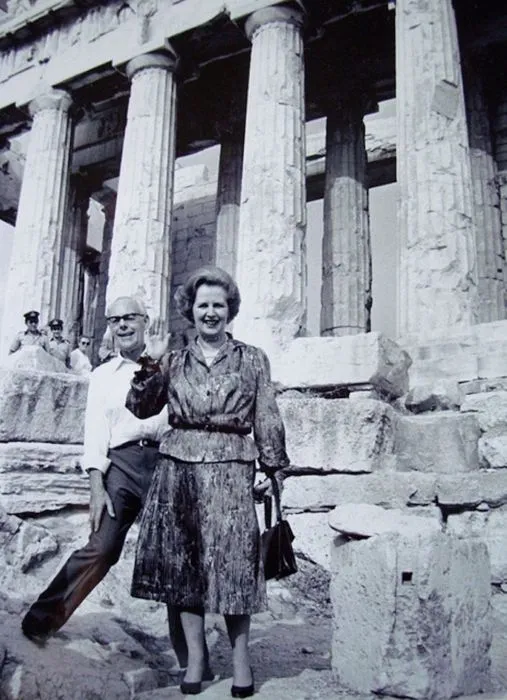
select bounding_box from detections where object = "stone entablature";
[0,0,288,111]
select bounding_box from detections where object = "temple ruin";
[1,0,507,698]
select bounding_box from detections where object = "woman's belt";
[170,419,251,435]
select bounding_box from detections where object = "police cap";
[23,310,39,322]
[48,318,64,330]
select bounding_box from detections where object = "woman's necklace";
[197,336,227,365]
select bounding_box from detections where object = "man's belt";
[116,439,160,449]
[170,420,251,436]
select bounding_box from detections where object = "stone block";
[490,593,507,691]
[447,507,507,583]
[287,511,334,570]
[329,503,441,539]
[283,472,437,511]
[280,398,396,473]
[436,472,507,509]
[0,442,88,514]
[0,345,70,373]
[405,319,507,387]
[461,391,507,432]
[330,531,491,698]
[0,368,87,443]
[272,333,411,398]
[395,412,480,473]
[479,433,507,469]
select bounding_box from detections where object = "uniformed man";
[47,319,71,368]
[9,310,50,354]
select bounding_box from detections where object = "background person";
[126,266,289,697]
[9,310,49,354]
[47,318,71,368]
[70,335,93,376]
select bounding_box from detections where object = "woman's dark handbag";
[261,475,298,580]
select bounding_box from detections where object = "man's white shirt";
[70,348,92,376]
[82,354,168,474]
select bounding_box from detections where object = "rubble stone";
[461,391,507,432]
[404,379,464,412]
[479,433,507,469]
[0,504,58,575]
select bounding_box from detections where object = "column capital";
[244,5,305,41]
[29,89,72,117]
[126,50,178,81]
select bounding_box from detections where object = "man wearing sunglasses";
[70,335,93,376]
[21,297,210,680]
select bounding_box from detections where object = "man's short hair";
[106,296,147,317]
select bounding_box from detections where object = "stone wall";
[2,332,507,693]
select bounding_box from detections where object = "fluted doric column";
[396,0,477,338]
[60,176,91,348]
[464,58,505,323]
[93,190,116,357]
[1,88,73,354]
[215,121,245,278]
[234,6,307,357]
[321,93,371,337]
[106,51,177,324]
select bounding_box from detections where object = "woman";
[126,266,289,697]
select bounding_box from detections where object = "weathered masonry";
[0,0,506,367]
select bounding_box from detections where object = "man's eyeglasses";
[106,313,145,326]
[80,340,90,346]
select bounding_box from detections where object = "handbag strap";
[269,474,283,522]
[263,474,283,528]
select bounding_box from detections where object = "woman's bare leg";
[225,614,253,687]
[180,607,206,683]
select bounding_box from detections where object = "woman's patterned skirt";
[131,456,267,615]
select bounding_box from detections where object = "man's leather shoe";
[21,615,52,645]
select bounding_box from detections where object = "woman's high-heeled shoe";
[231,668,254,698]
[180,680,202,695]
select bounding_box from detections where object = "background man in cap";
[9,310,50,354]
[47,318,71,368]
[70,335,93,376]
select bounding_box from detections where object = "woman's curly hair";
[174,265,241,324]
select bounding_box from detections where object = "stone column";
[464,59,505,323]
[60,176,90,348]
[107,51,177,324]
[215,124,245,278]
[234,6,306,357]
[94,190,116,357]
[321,94,371,337]
[1,89,73,353]
[396,0,477,338]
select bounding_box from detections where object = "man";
[21,297,211,678]
[47,318,72,368]
[9,310,50,354]
[70,335,93,376]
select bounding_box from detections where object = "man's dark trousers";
[22,443,158,635]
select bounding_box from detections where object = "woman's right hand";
[145,318,171,361]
